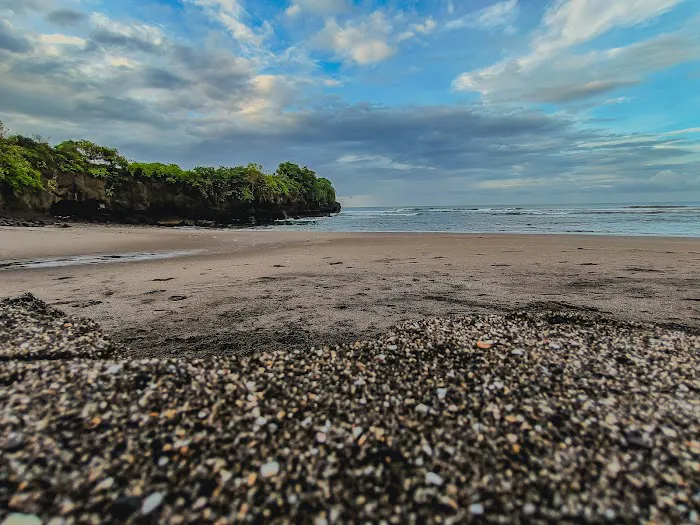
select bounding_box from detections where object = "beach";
[2,224,700,523]
[1,224,700,357]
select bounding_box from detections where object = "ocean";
[261,203,700,237]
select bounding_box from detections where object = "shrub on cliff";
[0,121,338,210]
[0,143,43,192]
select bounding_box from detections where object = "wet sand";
[1,225,700,356]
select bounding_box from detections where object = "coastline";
[2,224,700,357]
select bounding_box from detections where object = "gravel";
[1,293,699,523]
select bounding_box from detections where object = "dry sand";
[1,224,700,356]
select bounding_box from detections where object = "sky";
[1,0,699,206]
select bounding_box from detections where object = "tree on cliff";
[276,162,336,206]
[0,121,43,192]
[0,122,339,216]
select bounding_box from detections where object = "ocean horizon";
[257,202,700,237]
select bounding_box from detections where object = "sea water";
[261,203,700,237]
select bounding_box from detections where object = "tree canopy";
[0,122,336,207]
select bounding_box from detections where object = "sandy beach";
[1,224,699,356]
[3,225,700,523]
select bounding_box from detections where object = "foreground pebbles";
[1,294,699,523]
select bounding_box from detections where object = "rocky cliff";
[0,171,341,226]
[0,130,341,226]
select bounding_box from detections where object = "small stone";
[436,388,447,400]
[141,492,165,515]
[316,432,327,443]
[1,514,42,525]
[111,496,141,520]
[425,472,443,486]
[105,364,123,374]
[661,427,678,438]
[260,461,280,478]
[523,503,536,515]
[470,503,485,515]
[95,477,114,491]
[415,403,430,414]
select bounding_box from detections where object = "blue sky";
[1,0,699,206]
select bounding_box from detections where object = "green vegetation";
[0,121,337,207]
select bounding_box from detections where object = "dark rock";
[110,496,142,520]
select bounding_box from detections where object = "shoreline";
[2,224,700,356]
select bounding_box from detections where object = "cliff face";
[0,172,341,225]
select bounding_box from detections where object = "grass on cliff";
[0,122,337,207]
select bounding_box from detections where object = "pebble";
[415,403,430,414]
[260,461,280,478]
[141,492,164,515]
[425,472,443,486]
[1,515,42,525]
[1,294,699,524]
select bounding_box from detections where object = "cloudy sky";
[1,0,699,206]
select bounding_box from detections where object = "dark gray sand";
[2,294,699,523]
[3,227,700,361]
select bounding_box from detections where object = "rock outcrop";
[0,172,341,225]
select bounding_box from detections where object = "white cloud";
[531,0,685,58]
[108,56,137,68]
[337,154,431,171]
[474,177,549,189]
[187,0,267,49]
[314,12,395,65]
[453,0,696,103]
[90,12,166,51]
[296,0,348,14]
[399,16,437,41]
[414,17,437,34]
[663,127,700,135]
[604,96,632,104]
[446,0,518,30]
[38,34,86,46]
[285,4,301,16]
